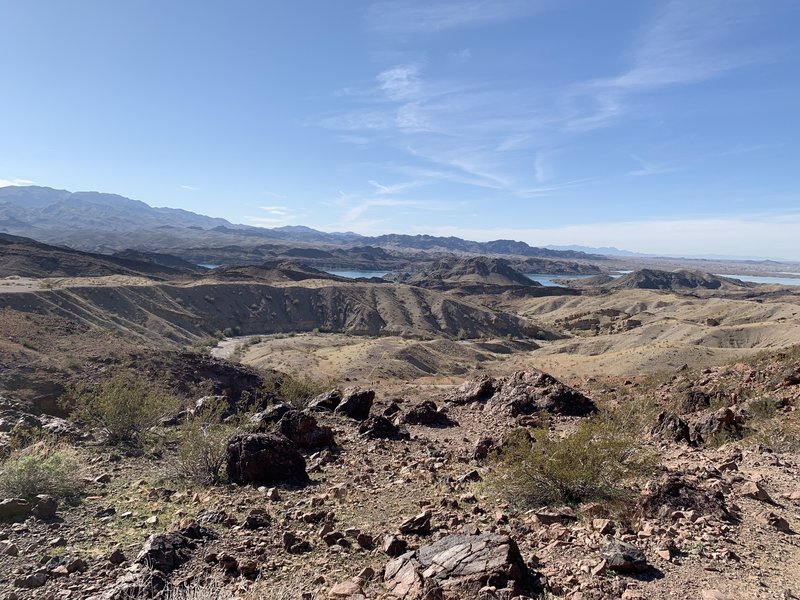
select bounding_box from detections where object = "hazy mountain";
[0,185,597,263]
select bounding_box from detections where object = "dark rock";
[276,410,336,450]
[383,533,534,599]
[335,387,374,420]
[31,495,58,520]
[225,433,309,486]
[308,389,342,412]
[491,370,596,417]
[640,472,735,522]
[108,549,127,565]
[680,389,712,412]
[651,412,691,443]
[472,437,495,461]
[383,534,409,557]
[694,407,744,444]
[13,573,47,589]
[0,499,31,522]
[446,375,499,405]
[136,531,197,573]
[401,401,457,427]
[399,510,432,536]
[358,415,410,440]
[600,539,648,573]
[383,401,401,418]
[102,570,168,600]
[282,531,312,554]
[251,402,292,428]
[242,508,271,530]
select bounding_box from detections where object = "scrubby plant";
[486,415,655,508]
[0,442,84,500]
[65,372,180,445]
[278,372,335,407]
[170,398,233,485]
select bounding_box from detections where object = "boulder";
[276,410,336,450]
[358,416,410,441]
[136,532,196,573]
[491,370,596,417]
[446,375,498,405]
[251,402,292,428]
[225,433,309,485]
[640,473,735,522]
[399,510,432,536]
[383,533,534,599]
[0,498,31,522]
[308,389,342,412]
[651,412,691,443]
[335,387,374,420]
[600,539,648,573]
[401,401,457,427]
[31,495,58,520]
[693,407,744,444]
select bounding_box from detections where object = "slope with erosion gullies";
[393,256,543,292]
[500,288,800,376]
[0,281,554,350]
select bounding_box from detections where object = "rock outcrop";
[383,533,535,599]
[225,433,309,485]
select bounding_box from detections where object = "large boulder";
[308,389,342,412]
[651,412,691,443]
[383,533,535,599]
[335,387,374,421]
[600,539,648,573]
[640,472,736,522]
[446,375,498,405]
[276,410,336,450]
[491,370,596,417]
[358,416,410,441]
[225,433,309,485]
[693,407,744,444]
[136,532,196,573]
[400,401,457,427]
[0,499,31,522]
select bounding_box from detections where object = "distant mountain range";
[0,186,598,262]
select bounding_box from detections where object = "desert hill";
[606,269,753,291]
[394,256,539,288]
[0,232,199,279]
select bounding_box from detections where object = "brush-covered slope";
[606,269,753,291]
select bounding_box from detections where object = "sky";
[1,0,799,260]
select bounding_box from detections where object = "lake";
[716,274,800,286]
[326,270,391,279]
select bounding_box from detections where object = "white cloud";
[245,205,300,227]
[180,184,197,191]
[0,178,35,187]
[377,64,422,101]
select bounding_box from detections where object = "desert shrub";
[163,579,301,600]
[170,398,233,485]
[278,372,334,407]
[486,416,655,508]
[66,372,180,445]
[0,442,84,500]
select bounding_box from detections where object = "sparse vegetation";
[0,442,84,500]
[170,398,235,485]
[278,372,335,407]
[65,372,180,445]
[486,415,655,508]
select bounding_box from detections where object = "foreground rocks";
[225,433,309,485]
[383,533,536,599]
[447,370,596,417]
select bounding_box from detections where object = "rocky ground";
[0,346,798,600]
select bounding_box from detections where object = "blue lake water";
[326,270,390,279]
[525,273,599,287]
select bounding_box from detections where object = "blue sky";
[2,1,799,259]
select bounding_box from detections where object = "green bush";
[66,372,180,444]
[486,416,655,508]
[170,398,233,485]
[278,372,334,407]
[0,443,84,500]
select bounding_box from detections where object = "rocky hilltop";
[394,257,539,289]
[606,269,753,291]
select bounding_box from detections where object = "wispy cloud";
[366,0,542,35]
[180,184,197,191]
[245,205,301,226]
[626,155,678,177]
[367,179,426,194]
[565,0,768,131]
[0,178,35,187]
